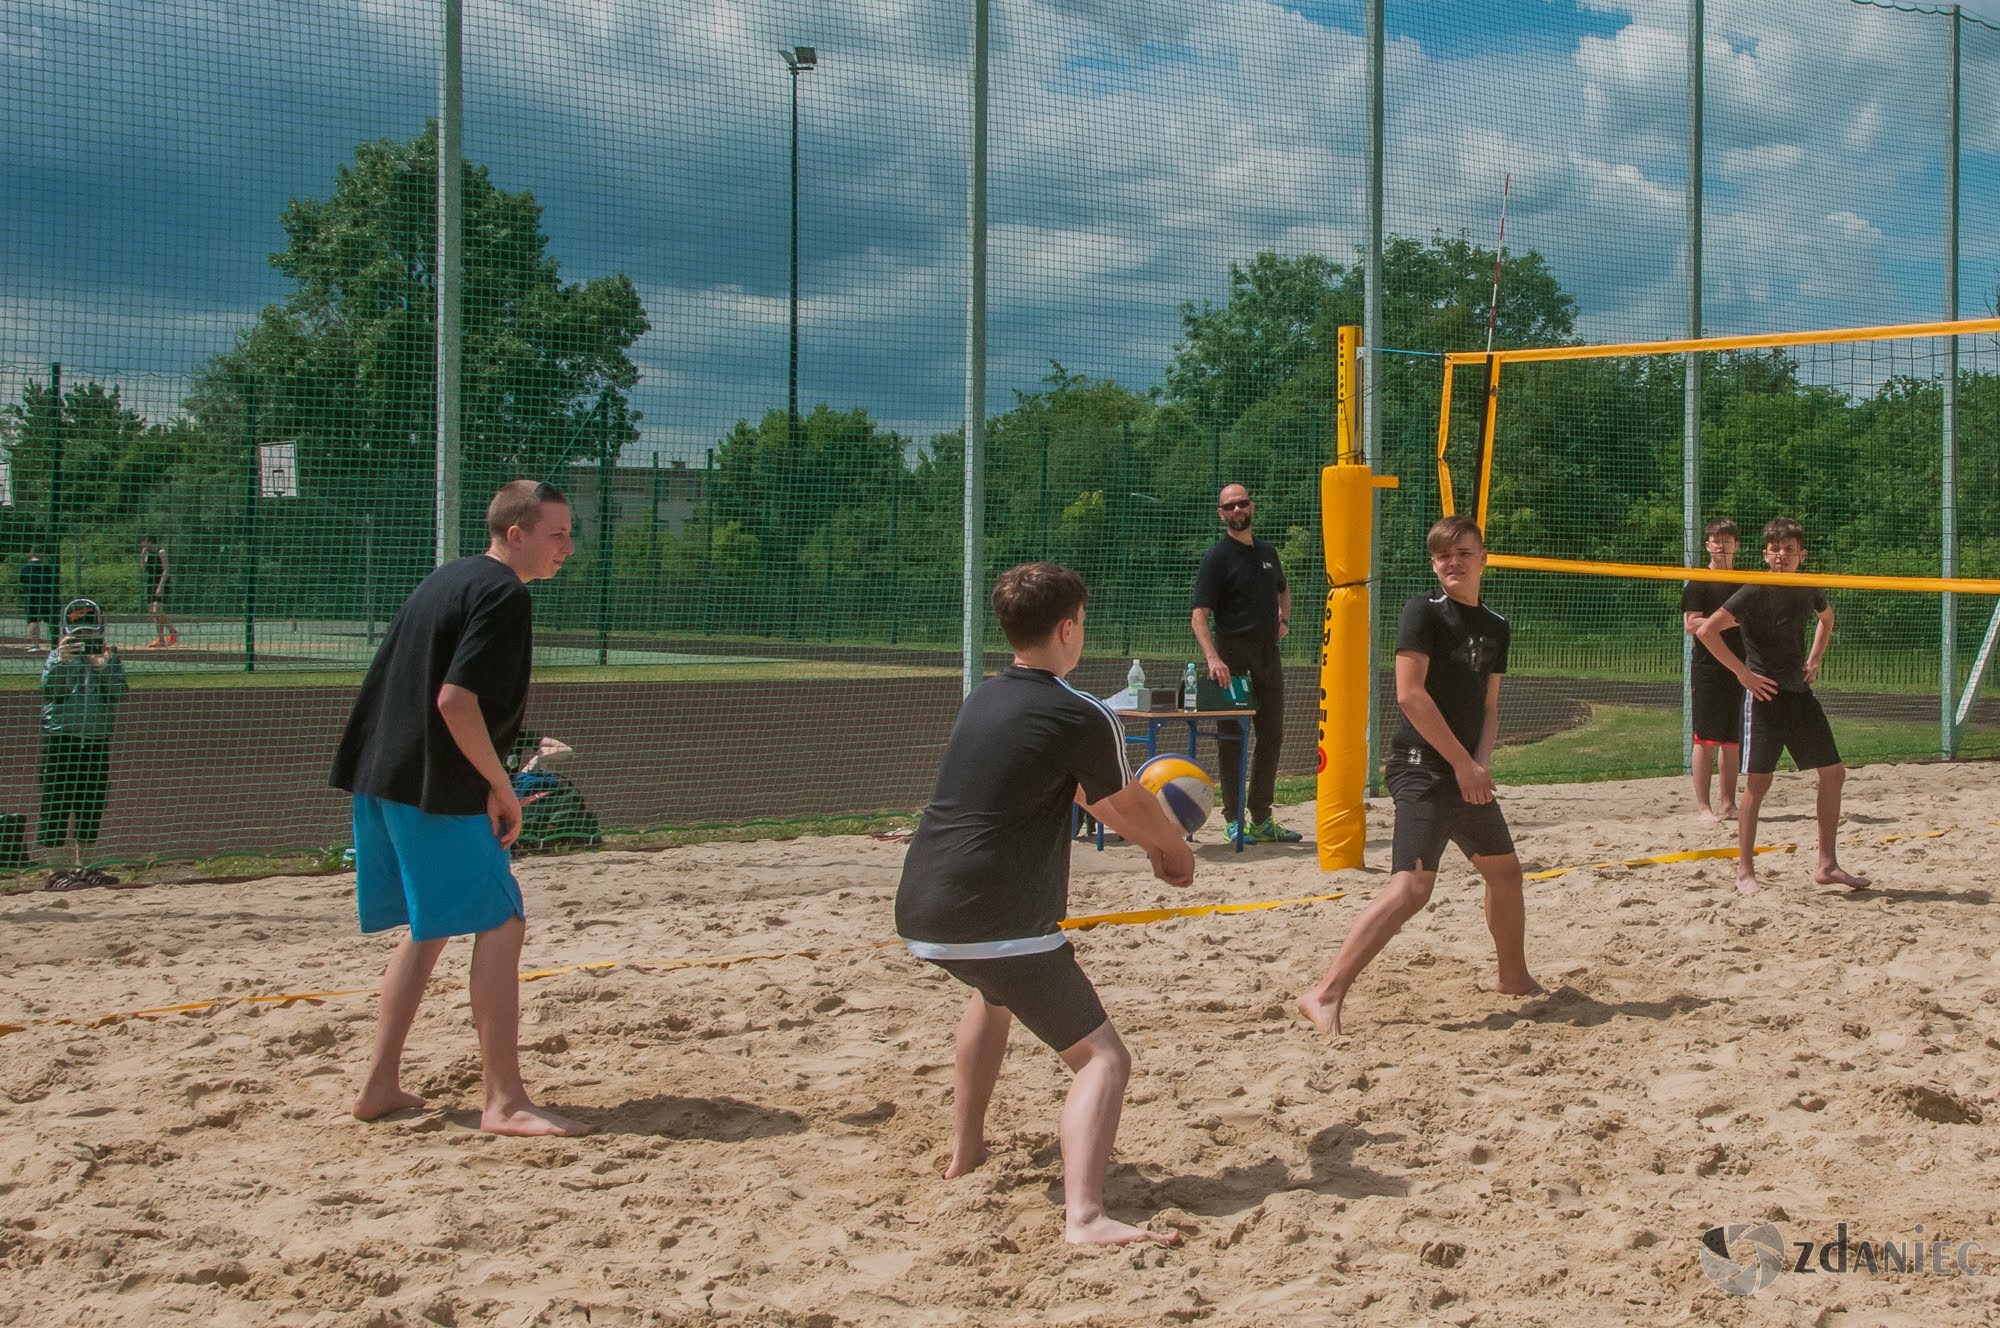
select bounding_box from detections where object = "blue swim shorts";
[352,794,524,942]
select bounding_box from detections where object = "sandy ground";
[3,762,2000,1327]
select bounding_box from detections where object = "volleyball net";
[1427,319,2000,765]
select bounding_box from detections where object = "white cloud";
[3,0,1994,450]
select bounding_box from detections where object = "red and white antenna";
[1485,172,1511,354]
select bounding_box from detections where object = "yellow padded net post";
[1318,326,1397,870]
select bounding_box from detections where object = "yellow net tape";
[1485,551,2000,597]
[1,821,1966,1041]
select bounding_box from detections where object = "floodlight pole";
[436,0,463,567]
[1943,3,1961,756]
[1681,0,1704,768]
[962,0,989,697]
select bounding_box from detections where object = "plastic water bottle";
[1126,659,1146,701]
[1183,662,1199,710]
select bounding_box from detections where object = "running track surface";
[0,658,1980,864]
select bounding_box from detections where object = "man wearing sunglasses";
[1191,483,1301,845]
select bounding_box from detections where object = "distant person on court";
[1695,515,1871,896]
[18,546,58,654]
[1298,516,1540,1036]
[897,562,1195,1248]
[1681,517,1746,822]
[139,534,175,648]
[39,599,128,890]
[1190,482,1300,845]
[330,480,591,1137]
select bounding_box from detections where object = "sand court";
[3,762,1999,1325]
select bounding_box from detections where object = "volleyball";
[1136,755,1216,836]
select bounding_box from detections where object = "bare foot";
[352,1086,427,1121]
[1718,804,1739,820]
[1736,872,1761,896]
[1066,1214,1182,1247]
[1817,865,1871,891]
[1496,975,1544,997]
[481,1104,595,1137]
[1697,807,1721,824]
[1295,990,1344,1037]
[943,1142,989,1179]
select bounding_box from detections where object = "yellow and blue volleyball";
[1136,755,1216,836]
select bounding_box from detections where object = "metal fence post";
[961,0,989,695]
[1682,0,1705,770]
[1943,3,1962,756]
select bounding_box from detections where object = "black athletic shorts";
[1385,762,1515,875]
[1741,689,1840,775]
[1691,667,1744,746]
[929,942,1108,1053]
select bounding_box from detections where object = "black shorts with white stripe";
[1741,689,1840,775]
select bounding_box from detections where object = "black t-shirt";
[1388,590,1510,774]
[18,561,57,614]
[1722,583,1830,693]
[1192,536,1288,641]
[329,555,535,815]
[1680,579,1746,675]
[895,666,1131,954]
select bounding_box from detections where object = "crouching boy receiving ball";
[330,480,591,1136]
[1695,516,1870,896]
[1298,516,1540,1036]
[896,562,1194,1247]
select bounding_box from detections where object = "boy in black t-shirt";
[897,562,1193,1248]
[1298,516,1540,1036]
[330,480,591,1137]
[1680,517,1746,821]
[1695,516,1871,895]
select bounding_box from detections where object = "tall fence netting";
[2,0,1996,868]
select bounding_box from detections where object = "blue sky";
[4,0,1999,459]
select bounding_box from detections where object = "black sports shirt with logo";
[1192,536,1288,641]
[1388,590,1510,775]
[895,665,1132,958]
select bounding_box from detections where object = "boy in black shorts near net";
[1298,516,1540,1036]
[896,562,1194,1248]
[1681,517,1746,821]
[1695,516,1871,896]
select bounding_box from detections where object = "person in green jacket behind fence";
[40,599,128,890]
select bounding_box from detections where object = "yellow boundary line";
[1,824,1974,1041]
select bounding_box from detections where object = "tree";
[1,378,155,529]
[187,124,649,553]
[1166,252,1340,431]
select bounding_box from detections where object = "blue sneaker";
[1246,816,1304,844]
[1224,819,1248,847]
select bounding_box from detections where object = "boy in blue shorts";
[330,480,588,1136]
[1297,516,1541,1036]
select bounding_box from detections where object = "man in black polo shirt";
[331,479,591,1137]
[1298,516,1540,1036]
[1191,482,1299,845]
[897,561,1192,1248]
